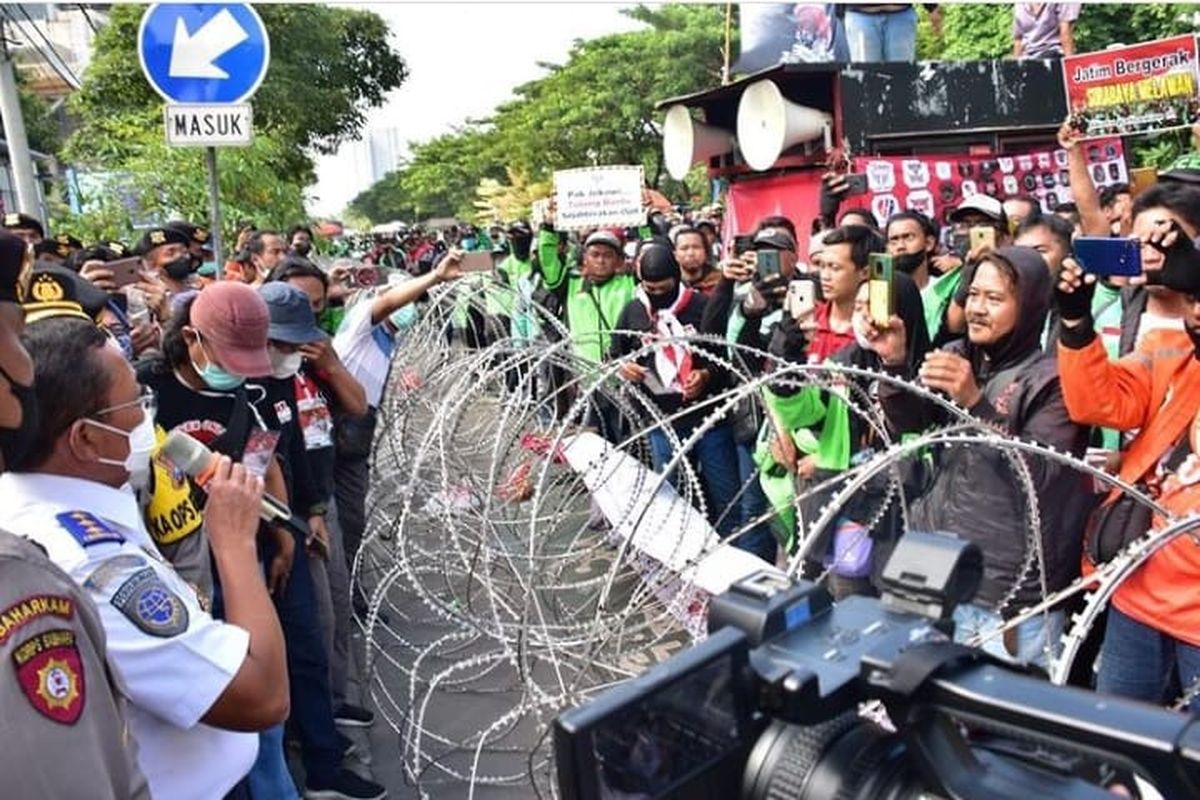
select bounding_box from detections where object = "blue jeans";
[246,724,299,799]
[844,7,918,62]
[648,421,741,540]
[1096,607,1200,711]
[273,533,342,786]
[953,603,1064,671]
[736,442,776,564]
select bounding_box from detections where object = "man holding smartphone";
[939,195,1012,345]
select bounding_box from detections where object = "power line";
[2,5,80,89]
[16,4,80,87]
[75,4,100,36]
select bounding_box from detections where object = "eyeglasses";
[92,386,156,420]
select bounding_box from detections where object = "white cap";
[948,193,1005,223]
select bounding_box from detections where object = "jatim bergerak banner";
[1064,34,1200,139]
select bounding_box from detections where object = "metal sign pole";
[205,146,223,276]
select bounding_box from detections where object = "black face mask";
[292,242,312,257]
[647,285,678,311]
[163,255,196,281]
[893,251,927,275]
[0,362,38,469]
[511,236,532,261]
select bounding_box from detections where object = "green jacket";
[538,228,635,364]
[486,254,531,316]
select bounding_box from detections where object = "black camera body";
[555,532,1200,800]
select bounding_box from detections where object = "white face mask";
[269,348,303,380]
[86,414,157,489]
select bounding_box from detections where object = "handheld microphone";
[160,430,310,538]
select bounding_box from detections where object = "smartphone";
[867,253,894,326]
[460,251,493,272]
[1073,236,1142,277]
[950,231,970,259]
[733,235,754,256]
[786,277,819,319]
[756,249,781,280]
[107,256,145,288]
[844,173,869,197]
[969,225,996,253]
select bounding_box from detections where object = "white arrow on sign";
[168,9,249,79]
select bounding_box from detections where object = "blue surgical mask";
[192,336,245,391]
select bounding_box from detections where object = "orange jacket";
[1058,328,1200,644]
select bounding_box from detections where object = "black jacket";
[879,247,1092,611]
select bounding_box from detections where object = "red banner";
[849,139,1126,229]
[1064,34,1200,138]
[722,140,1128,245]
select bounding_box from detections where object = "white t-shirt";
[332,299,393,408]
[0,474,257,800]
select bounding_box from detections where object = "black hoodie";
[879,246,1093,611]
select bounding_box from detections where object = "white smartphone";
[786,278,817,319]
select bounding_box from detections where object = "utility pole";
[0,20,42,220]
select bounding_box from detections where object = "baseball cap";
[948,194,1005,223]
[190,282,271,377]
[259,282,325,345]
[584,229,624,254]
[752,226,797,253]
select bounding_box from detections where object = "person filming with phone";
[862,245,1090,668]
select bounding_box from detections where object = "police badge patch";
[111,568,188,637]
[13,629,85,724]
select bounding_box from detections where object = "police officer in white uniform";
[0,232,151,799]
[0,316,290,800]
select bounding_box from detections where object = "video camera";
[554,532,1200,800]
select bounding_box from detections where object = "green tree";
[70,4,406,183]
[351,4,724,224]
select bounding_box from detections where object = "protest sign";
[1064,34,1200,138]
[554,166,644,230]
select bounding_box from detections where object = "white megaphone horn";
[736,79,833,172]
[662,105,736,181]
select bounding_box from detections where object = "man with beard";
[864,246,1090,668]
[673,226,720,295]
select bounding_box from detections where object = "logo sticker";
[13,629,84,725]
[111,568,188,638]
[901,160,930,189]
[905,190,934,218]
[934,162,952,181]
[866,161,896,193]
[998,157,1015,174]
[870,194,898,224]
[56,511,124,549]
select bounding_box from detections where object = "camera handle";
[867,642,1200,800]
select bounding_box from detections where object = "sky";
[308,2,643,217]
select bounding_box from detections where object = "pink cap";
[190,282,271,377]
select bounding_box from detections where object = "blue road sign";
[138,4,270,105]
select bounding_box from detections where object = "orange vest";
[1058,329,1200,644]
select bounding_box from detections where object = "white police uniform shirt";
[0,472,257,800]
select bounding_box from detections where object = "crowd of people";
[4,94,1200,795]
[0,212,478,798]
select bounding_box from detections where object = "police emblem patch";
[111,568,188,638]
[13,629,85,724]
[56,511,125,548]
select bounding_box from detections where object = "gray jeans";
[309,502,352,708]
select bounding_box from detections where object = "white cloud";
[308,2,642,217]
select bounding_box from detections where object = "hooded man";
[865,246,1091,668]
[610,247,739,540]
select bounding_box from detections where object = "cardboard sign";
[850,138,1127,228]
[554,166,644,230]
[1064,34,1200,139]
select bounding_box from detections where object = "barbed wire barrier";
[350,278,1200,797]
